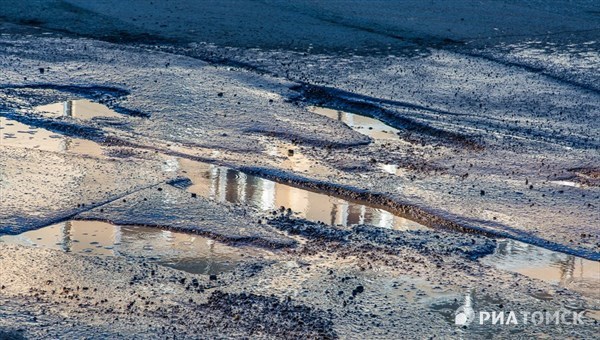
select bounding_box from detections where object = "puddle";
[175,157,426,231]
[1,113,424,230]
[4,111,596,300]
[309,106,411,177]
[309,106,401,140]
[0,220,268,275]
[35,99,122,120]
[482,239,600,300]
[0,116,105,156]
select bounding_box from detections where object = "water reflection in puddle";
[4,107,597,301]
[482,239,600,300]
[175,158,426,231]
[35,99,122,120]
[0,116,104,156]
[0,220,267,275]
[309,106,401,140]
[309,106,411,177]
[1,112,424,230]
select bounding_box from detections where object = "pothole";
[35,99,122,120]
[0,220,270,275]
[309,106,402,140]
[481,239,600,300]
[174,157,426,231]
[2,112,597,304]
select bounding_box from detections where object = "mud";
[266,214,496,261]
[0,145,172,235]
[1,32,597,259]
[0,245,325,338]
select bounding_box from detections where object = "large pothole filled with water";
[0,220,271,275]
[2,101,598,303]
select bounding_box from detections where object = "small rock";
[353,285,365,296]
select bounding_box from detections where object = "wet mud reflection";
[3,108,597,300]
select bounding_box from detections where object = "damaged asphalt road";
[0,0,599,338]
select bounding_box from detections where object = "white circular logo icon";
[455,295,475,326]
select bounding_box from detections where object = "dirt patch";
[268,214,496,261]
[197,291,337,338]
[570,167,600,187]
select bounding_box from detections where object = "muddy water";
[2,104,598,298]
[175,158,426,231]
[482,239,600,300]
[0,220,269,275]
[1,110,426,230]
[35,99,122,120]
[309,106,402,140]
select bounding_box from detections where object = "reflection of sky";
[0,221,121,256]
[491,239,569,269]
